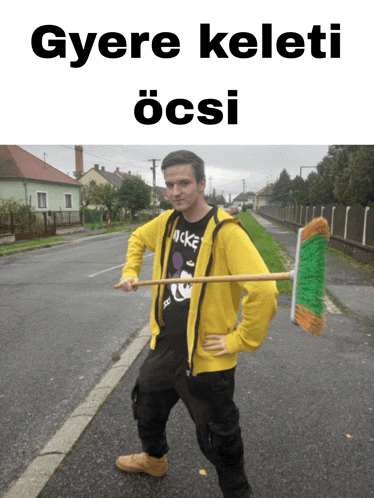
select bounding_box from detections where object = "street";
[37,306,374,498]
[0,232,154,495]
[1,223,374,497]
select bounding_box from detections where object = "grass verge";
[236,212,293,294]
[0,237,68,253]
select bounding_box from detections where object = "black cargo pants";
[132,361,252,498]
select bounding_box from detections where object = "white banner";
[1,0,373,143]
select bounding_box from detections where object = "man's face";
[164,164,205,216]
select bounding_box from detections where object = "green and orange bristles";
[290,217,330,336]
[115,217,330,337]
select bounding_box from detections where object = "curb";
[0,241,71,257]
[3,325,151,498]
[0,229,135,257]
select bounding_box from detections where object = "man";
[116,150,278,497]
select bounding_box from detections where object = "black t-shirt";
[138,209,215,389]
[161,208,215,349]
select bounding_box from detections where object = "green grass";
[0,237,68,253]
[236,212,293,294]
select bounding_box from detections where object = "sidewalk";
[0,225,138,256]
[250,210,374,323]
[3,213,374,498]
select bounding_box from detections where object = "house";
[254,184,275,211]
[115,168,167,207]
[0,145,82,211]
[78,155,168,209]
[232,191,256,208]
[79,164,126,190]
[151,186,168,206]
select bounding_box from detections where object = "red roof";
[0,145,81,186]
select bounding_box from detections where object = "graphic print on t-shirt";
[164,228,202,310]
[169,251,194,302]
[161,209,215,342]
[163,211,214,316]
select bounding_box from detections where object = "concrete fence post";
[331,206,336,235]
[363,206,370,246]
[344,206,351,240]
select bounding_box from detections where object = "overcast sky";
[19,144,329,201]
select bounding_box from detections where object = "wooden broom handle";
[114,272,291,288]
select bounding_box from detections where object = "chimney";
[115,167,120,173]
[128,171,131,176]
[74,145,84,179]
[101,166,105,171]
[94,164,99,170]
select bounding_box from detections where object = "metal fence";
[0,210,83,240]
[258,204,374,248]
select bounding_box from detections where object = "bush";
[30,218,45,238]
[84,208,101,224]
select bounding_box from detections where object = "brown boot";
[116,452,168,477]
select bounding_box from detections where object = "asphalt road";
[0,232,154,495]
[2,221,374,497]
[36,306,374,498]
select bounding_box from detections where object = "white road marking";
[88,263,125,278]
[87,253,154,278]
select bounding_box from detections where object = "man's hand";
[117,277,139,292]
[202,334,230,357]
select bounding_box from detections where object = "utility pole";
[44,153,47,163]
[242,179,245,193]
[209,176,213,197]
[148,159,160,207]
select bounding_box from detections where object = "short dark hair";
[161,150,205,184]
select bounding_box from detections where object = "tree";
[159,199,173,210]
[118,175,151,220]
[272,168,292,205]
[81,180,96,208]
[90,183,123,220]
[204,193,226,205]
[348,145,374,206]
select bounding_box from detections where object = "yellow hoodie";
[122,207,278,375]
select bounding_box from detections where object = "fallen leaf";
[79,376,84,380]
[346,434,353,438]
[199,469,207,476]
[50,378,54,381]
[87,350,91,353]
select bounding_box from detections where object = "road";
[2,221,374,498]
[0,233,154,495]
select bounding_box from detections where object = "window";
[37,192,47,209]
[65,193,73,208]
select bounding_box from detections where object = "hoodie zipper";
[154,210,181,330]
[188,215,236,377]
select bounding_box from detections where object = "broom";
[114,217,330,336]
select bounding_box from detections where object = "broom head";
[292,217,330,336]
